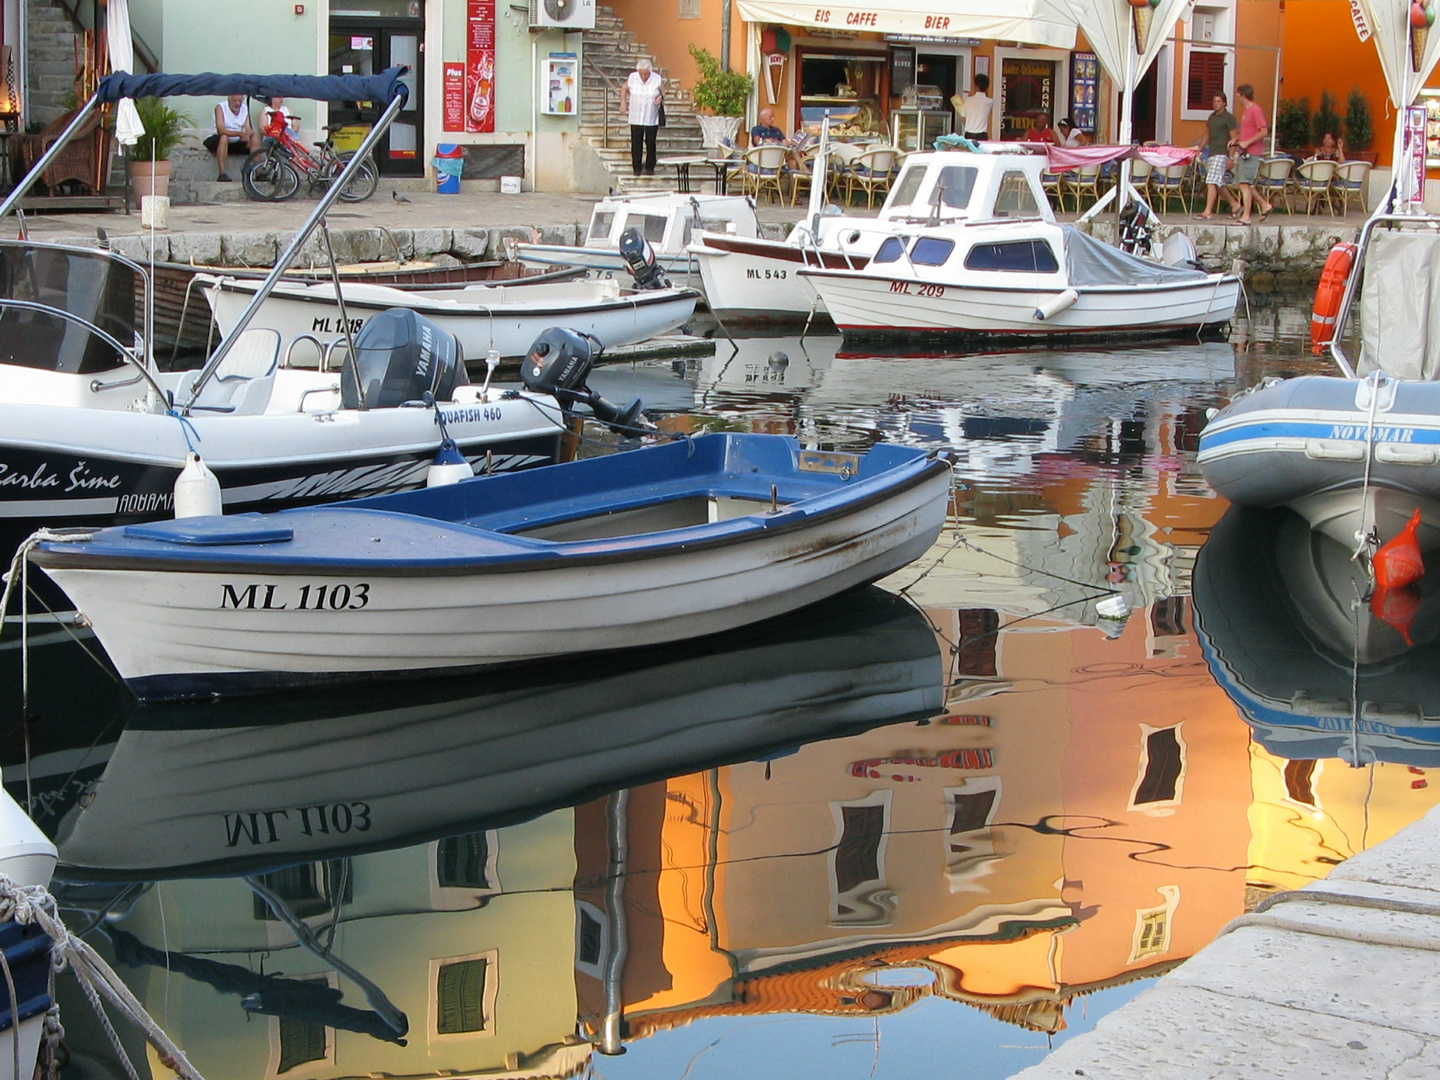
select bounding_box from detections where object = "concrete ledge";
[1012,805,1440,1080]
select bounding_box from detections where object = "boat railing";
[584,56,623,150]
[1328,211,1440,378]
[282,334,326,370]
[0,298,170,403]
[0,237,155,368]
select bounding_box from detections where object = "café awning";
[734,0,1078,50]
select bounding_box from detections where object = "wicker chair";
[845,148,897,208]
[1294,158,1338,215]
[1150,162,1190,214]
[1255,156,1295,214]
[19,108,112,195]
[1065,163,1106,210]
[742,144,787,204]
[1331,159,1371,215]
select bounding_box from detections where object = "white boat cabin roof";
[584,192,759,253]
[872,150,1056,226]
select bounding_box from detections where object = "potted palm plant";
[129,97,189,200]
[688,45,753,150]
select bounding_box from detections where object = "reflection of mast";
[597,789,629,1055]
[245,874,408,1038]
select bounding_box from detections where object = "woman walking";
[620,57,664,176]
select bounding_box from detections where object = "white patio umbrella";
[107,0,144,148]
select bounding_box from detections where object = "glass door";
[328,18,425,176]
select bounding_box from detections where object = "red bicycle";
[242,109,379,203]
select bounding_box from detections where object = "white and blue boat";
[1195,505,1440,769]
[0,779,59,1080]
[30,433,951,702]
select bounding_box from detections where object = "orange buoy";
[1371,584,1421,646]
[1310,242,1357,355]
[1374,509,1425,589]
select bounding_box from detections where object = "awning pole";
[183,92,406,410]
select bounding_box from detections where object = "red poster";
[466,0,496,134]
[443,63,466,131]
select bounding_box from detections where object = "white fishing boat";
[31,429,951,701]
[514,191,758,278]
[687,146,1059,323]
[203,274,700,361]
[800,217,1238,341]
[0,777,58,1080]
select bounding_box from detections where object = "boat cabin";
[584,192,759,255]
[875,151,1055,226]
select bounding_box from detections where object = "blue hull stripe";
[1200,418,1440,452]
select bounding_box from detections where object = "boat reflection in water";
[1195,505,1440,769]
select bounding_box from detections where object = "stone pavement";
[1012,804,1440,1080]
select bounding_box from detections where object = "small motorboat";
[800,216,1239,341]
[32,419,951,701]
[0,776,58,1080]
[50,587,942,879]
[1194,504,1440,768]
[1200,209,1440,550]
[514,191,758,278]
[203,274,700,362]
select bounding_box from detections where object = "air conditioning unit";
[529,0,596,30]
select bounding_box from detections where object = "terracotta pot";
[128,158,172,202]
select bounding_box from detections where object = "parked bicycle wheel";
[242,151,300,202]
[332,152,379,203]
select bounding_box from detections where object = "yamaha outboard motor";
[1117,199,1155,256]
[522,327,646,435]
[618,226,671,291]
[340,308,467,410]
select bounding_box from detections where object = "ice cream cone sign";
[1131,0,1160,55]
[1413,1,1436,71]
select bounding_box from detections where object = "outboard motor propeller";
[618,226,671,290]
[522,327,648,435]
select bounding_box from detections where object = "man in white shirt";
[203,94,258,182]
[952,73,992,141]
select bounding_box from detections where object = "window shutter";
[1187,52,1227,111]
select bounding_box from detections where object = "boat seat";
[189,328,282,414]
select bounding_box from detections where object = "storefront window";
[999,58,1057,140]
[331,0,421,16]
[797,51,888,136]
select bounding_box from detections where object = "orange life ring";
[1310,242,1357,355]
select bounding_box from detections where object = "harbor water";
[7,297,1438,1080]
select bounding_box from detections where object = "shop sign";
[467,0,496,134]
[1348,0,1371,42]
[443,62,466,131]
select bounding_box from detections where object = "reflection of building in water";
[109,812,588,1080]
[573,606,1259,1042]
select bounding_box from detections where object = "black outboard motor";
[340,308,466,410]
[1117,199,1154,256]
[522,327,647,435]
[618,226,671,290]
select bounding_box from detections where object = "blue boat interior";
[0,921,53,1034]
[66,435,940,568]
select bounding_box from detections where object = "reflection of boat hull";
[1194,505,1440,767]
[1198,375,1440,548]
[53,587,944,880]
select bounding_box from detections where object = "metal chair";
[742,144,787,204]
[1150,162,1190,214]
[846,148,898,208]
[1255,156,1295,214]
[1294,158,1338,215]
[1331,159,1372,215]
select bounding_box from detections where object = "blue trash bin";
[434,143,463,195]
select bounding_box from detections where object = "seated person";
[1029,113,1060,146]
[203,94,258,182]
[1056,118,1091,148]
[750,107,785,145]
[1314,131,1345,162]
[262,96,299,138]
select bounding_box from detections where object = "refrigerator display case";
[891,109,952,153]
[1423,88,1440,168]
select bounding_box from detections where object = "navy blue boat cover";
[96,67,409,105]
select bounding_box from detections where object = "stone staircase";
[579,7,707,194]
[26,0,83,126]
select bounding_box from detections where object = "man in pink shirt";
[1228,84,1273,224]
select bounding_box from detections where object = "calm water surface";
[8,300,1438,1080]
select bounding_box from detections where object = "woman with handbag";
[620,57,664,176]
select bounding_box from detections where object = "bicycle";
[242,110,379,203]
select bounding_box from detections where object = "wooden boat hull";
[1198,374,1440,548]
[34,436,951,701]
[689,231,878,322]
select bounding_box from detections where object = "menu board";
[1070,51,1098,132]
[890,46,916,95]
[467,0,496,133]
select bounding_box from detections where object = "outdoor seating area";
[1037,150,1373,219]
[711,136,907,207]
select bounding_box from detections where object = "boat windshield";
[0,244,139,373]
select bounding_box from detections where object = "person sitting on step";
[203,94,259,182]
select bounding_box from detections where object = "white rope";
[0,875,205,1080]
[1351,370,1384,563]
